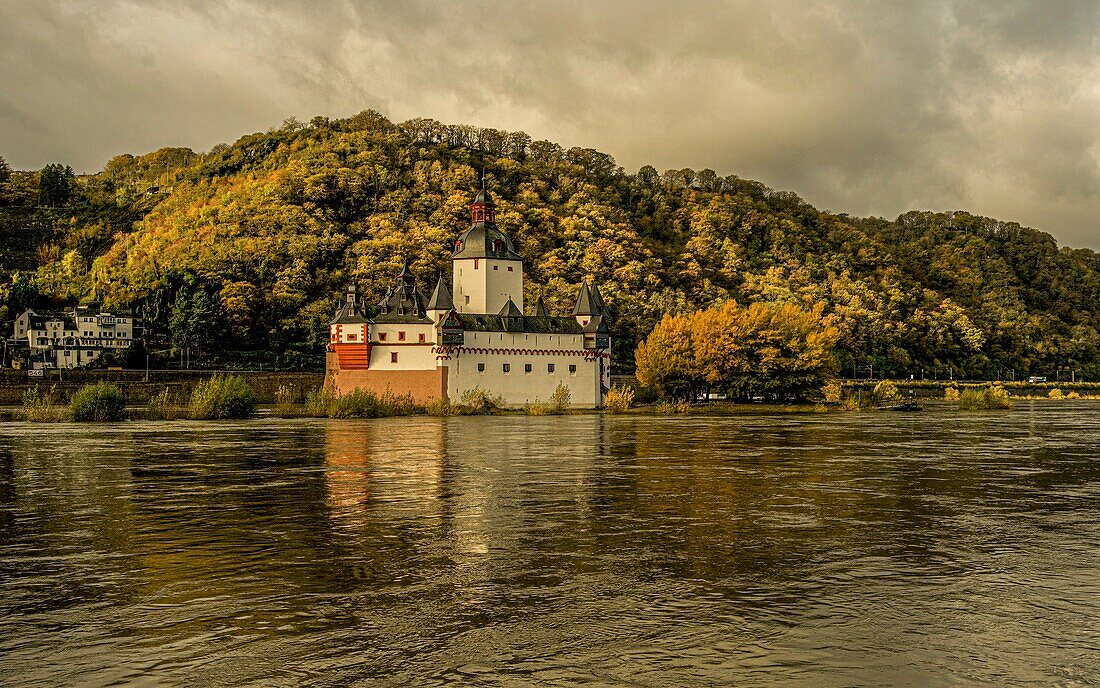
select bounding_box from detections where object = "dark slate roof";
[582,314,610,333]
[456,313,583,334]
[331,298,372,325]
[571,281,596,316]
[571,280,612,320]
[331,286,372,325]
[590,282,608,317]
[532,296,550,317]
[452,222,522,260]
[374,263,432,324]
[498,298,523,318]
[25,311,75,329]
[473,187,494,205]
[426,276,454,311]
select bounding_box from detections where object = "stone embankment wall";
[0,370,324,405]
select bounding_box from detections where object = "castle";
[326,185,612,407]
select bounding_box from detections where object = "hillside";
[2,110,1099,378]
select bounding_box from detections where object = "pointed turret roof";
[590,282,608,317]
[533,295,550,317]
[426,275,454,311]
[572,281,596,316]
[571,280,612,321]
[498,298,523,318]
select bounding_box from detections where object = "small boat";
[877,401,924,412]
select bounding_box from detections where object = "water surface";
[1,404,1098,686]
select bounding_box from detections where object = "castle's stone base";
[326,359,447,405]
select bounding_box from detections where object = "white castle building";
[326,186,612,407]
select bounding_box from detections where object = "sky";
[2,1,1099,249]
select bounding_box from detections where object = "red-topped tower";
[471,177,496,224]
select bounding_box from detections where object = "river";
[1,403,1098,686]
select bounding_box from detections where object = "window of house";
[569,365,577,375]
[548,364,555,373]
[474,259,479,269]
[524,364,532,374]
[582,320,589,326]
[477,363,485,373]
[503,363,510,373]
[507,266,514,272]
[347,334,356,341]
[465,295,470,305]
[419,333,426,343]
[379,333,387,341]
[391,352,399,363]
[398,331,406,341]
[493,265,498,271]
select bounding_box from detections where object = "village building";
[326,186,612,407]
[8,306,139,369]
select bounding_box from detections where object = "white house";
[11,306,137,369]
[326,185,612,407]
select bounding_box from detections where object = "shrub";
[144,388,185,420]
[1048,388,1065,400]
[458,387,504,415]
[603,385,635,413]
[549,382,572,413]
[272,384,302,418]
[654,399,692,414]
[821,379,843,404]
[70,382,126,422]
[189,375,256,420]
[872,380,901,405]
[959,384,1013,411]
[304,387,337,417]
[1067,391,1081,399]
[22,385,65,422]
[426,396,457,416]
[944,386,960,401]
[303,387,418,418]
[523,399,552,415]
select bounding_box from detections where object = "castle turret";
[426,274,454,322]
[451,181,523,315]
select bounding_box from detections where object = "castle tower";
[451,181,523,314]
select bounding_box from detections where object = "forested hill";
[2,109,1099,378]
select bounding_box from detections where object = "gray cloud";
[1,0,1098,247]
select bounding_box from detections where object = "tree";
[635,313,701,400]
[39,163,74,206]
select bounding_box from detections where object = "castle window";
[465,295,470,305]
[478,363,485,373]
[548,364,555,373]
[347,334,356,341]
[419,333,426,343]
[379,333,387,341]
[503,363,511,373]
[474,259,479,269]
[398,331,406,341]
[524,364,532,374]
[507,266,514,272]
[569,365,577,375]
[493,265,498,271]
[391,352,399,364]
[582,320,589,326]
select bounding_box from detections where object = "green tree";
[39,163,74,206]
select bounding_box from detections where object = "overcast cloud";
[2,0,1099,247]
